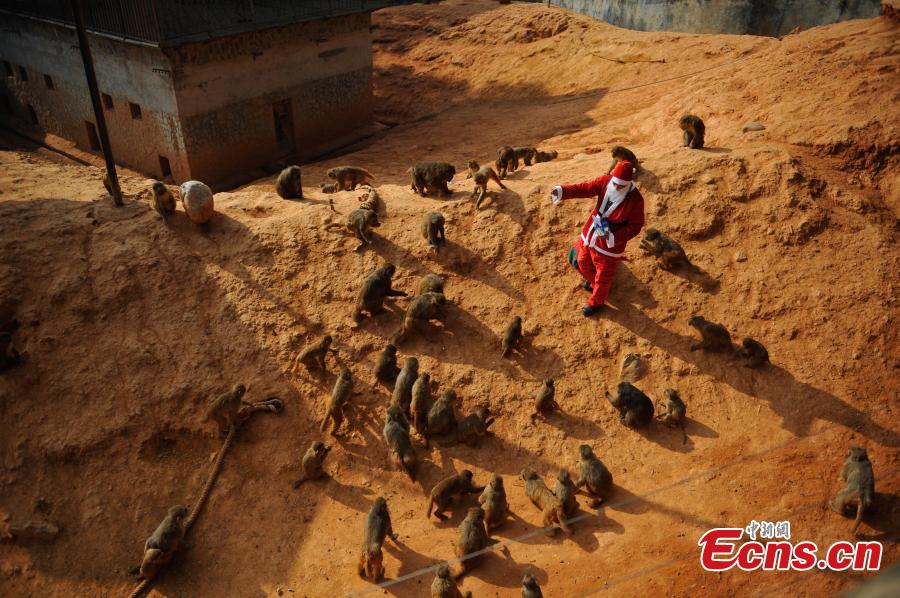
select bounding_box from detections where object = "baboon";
[466,160,506,208]
[0,331,22,372]
[391,357,419,417]
[620,353,646,383]
[139,505,188,579]
[500,316,523,358]
[532,379,560,422]
[394,291,446,344]
[409,162,456,196]
[521,573,544,598]
[439,406,495,446]
[512,146,538,167]
[321,367,353,436]
[639,228,691,270]
[422,211,446,250]
[206,384,248,436]
[384,405,417,480]
[293,441,331,487]
[346,208,380,246]
[575,444,614,507]
[179,180,215,226]
[357,186,383,213]
[432,563,472,598]
[357,497,398,581]
[426,389,458,440]
[320,182,339,194]
[688,316,733,352]
[830,446,875,535]
[453,507,489,579]
[410,372,432,435]
[554,469,579,517]
[418,273,446,295]
[353,263,407,321]
[606,146,639,174]
[605,381,654,428]
[534,149,558,163]
[374,343,401,386]
[295,334,336,372]
[427,470,484,520]
[275,165,303,199]
[495,146,516,178]
[521,468,572,535]
[328,166,375,191]
[738,337,769,368]
[656,388,687,444]
[679,114,706,149]
[478,473,509,533]
[150,181,176,220]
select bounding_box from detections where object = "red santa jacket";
[561,174,645,257]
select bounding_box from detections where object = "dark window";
[44,74,54,90]
[27,104,38,125]
[102,93,114,110]
[85,121,101,150]
[18,66,28,81]
[129,102,142,119]
[158,156,171,178]
[3,61,12,77]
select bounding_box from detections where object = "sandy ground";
[1,1,898,596]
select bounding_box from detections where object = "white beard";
[601,179,632,215]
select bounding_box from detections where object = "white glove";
[550,185,563,205]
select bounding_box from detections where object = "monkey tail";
[852,500,864,534]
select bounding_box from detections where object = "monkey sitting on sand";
[374,343,401,386]
[656,389,687,444]
[453,508,489,579]
[688,316,733,353]
[275,165,303,199]
[520,468,572,535]
[358,497,398,581]
[293,441,331,487]
[353,263,407,321]
[206,384,248,436]
[384,405,417,480]
[640,228,691,270]
[500,316,522,358]
[478,473,509,534]
[738,337,769,368]
[345,208,380,247]
[466,160,506,208]
[575,444,613,507]
[605,382,654,429]
[437,406,495,446]
[394,292,446,344]
[150,181,176,220]
[427,470,484,520]
[409,162,456,196]
[679,114,706,149]
[422,212,446,251]
[830,446,875,535]
[139,505,188,579]
[432,563,472,598]
[418,273,445,295]
[534,149,558,163]
[327,166,374,191]
[532,379,560,422]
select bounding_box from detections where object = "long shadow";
[607,485,724,533]
[635,166,663,194]
[322,479,376,513]
[543,409,606,441]
[699,147,733,154]
[602,300,900,447]
[441,240,525,301]
[612,262,658,309]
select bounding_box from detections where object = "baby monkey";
[466,160,506,208]
[139,505,189,579]
[656,388,687,444]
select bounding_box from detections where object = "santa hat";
[610,160,635,185]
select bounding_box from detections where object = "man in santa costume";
[550,160,645,317]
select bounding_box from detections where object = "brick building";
[0,1,416,187]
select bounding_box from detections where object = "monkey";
[606,146,639,175]
[532,378,560,422]
[374,343,401,386]
[409,162,456,196]
[139,505,188,579]
[410,372,432,435]
[0,331,22,372]
[656,388,687,444]
[453,507,489,579]
[320,182,339,194]
[422,211,446,250]
[353,263,407,321]
[520,468,572,535]
[575,444,614,507]
[688,316,733,352]
[830,446,875,535]
[394,291,446,344]
[150,181,176,220]
[465,160,506,208]
[679,114,706,149]
[639,228,691,270]
[534,149,558,163]
[205,384,248,436]
[418,273,445,295]
[321,367,353,436]
[327,166,375,191]
[438,406,495,446]
[521,573,544,598]
[346,208,380,246]
[427,470,485,520]
[293,441,331,487]
[431,563,472,598]
[179,180,215,227]
[495,146,516,178]
[738,337,769,368]
[391,356,419,418]
[294,334,337,373]
[357,497,399,581]
[426,389,458,442]
[357,185,383,213]
[620,353,646,383]
[500,316,523,359]
[605,381,654,429]
[275,165,303,199]
[478,473,509,534]
[511,146,538,167]
[384,404,417,480]
[554,469,579,517]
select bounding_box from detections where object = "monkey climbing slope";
[0,1,898,596]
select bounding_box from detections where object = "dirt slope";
[1,1,898,597]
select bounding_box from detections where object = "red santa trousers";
[574,237,619,308]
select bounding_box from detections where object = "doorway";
[272,99,296,156]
